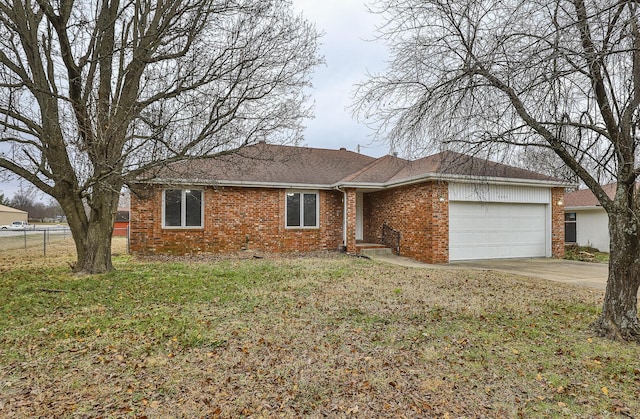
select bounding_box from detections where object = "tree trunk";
[592,210,640,342]
[58,183,121,274]
[74,214,116,274]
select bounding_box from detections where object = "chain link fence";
[0,226,129,256]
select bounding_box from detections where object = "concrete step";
[359,247,393,257]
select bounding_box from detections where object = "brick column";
[428,182,449,263]
[345,188,357,254]
[551,187,565,258]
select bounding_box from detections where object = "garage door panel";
[449,202,548,261]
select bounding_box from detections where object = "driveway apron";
[367,254,608,290]
[449,258,608,290]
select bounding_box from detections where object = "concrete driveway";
[365,250,609,290]
[450,258,608,290]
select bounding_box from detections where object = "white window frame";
[285,190,319,229]
[565,212,577,244]
[162,188,204,229]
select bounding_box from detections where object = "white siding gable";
[449,182,551,204]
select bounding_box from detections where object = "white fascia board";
[336,173,573,190]
[147,173,573,191]
[395,173,572,188]
[145,178,334,190]
[564,205,604,211]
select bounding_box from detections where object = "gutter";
[142,178,335,190]
[143,173,573,191]
[334,173,573,190]
[564,205,604,211]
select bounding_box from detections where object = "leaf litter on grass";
[0,245,638,417]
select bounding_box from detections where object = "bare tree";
[9,182,37,213]
[355,0,640,341]
[0,0,320,273]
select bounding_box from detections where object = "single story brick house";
[129,143,567,263]
[564,184,613,252]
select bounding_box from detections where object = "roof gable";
[389,151,559,183]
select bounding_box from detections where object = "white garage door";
[449,202,548,261]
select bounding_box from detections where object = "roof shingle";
[565,183,616,207]
[389,151,559,183]
[147,144,564,188]
[153,143,376,186]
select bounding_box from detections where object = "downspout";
[335,186,347,251]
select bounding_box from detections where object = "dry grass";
[1,242,639,418]
[0,235,128,272]
[564,245,609,264]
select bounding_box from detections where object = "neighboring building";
[564,184,614,252]
[0,204,28,226]
[113,191,130,237]
[113,208,130,237]
[129,143,568,263]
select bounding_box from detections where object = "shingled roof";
[387,151,558,184]
[565,183,616,208]
[152,143,376,186]
[146,143,565,188]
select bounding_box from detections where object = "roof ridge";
[337,154,409,184]
[252,141,368,156]
[147,145,566,188]
[431,150,562,182]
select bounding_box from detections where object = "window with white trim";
[286,191,318,228]
[565,212,577,243]
[163,189,203,228]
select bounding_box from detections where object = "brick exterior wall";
[129,186,344,254]
[363,181,449,264]
[552,187,566,259]
[345,188,357,253]
[129,182,564,262]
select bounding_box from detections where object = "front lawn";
[0,247,638,417]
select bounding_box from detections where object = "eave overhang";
[564,205,604,211]
[139,173,573,191]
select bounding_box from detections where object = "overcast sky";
[291,0,389,157]
[1,1,388,200]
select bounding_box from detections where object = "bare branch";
[0,0,320,273]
